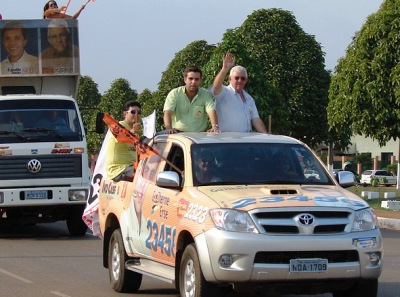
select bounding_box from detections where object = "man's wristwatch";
[212,124,219,129]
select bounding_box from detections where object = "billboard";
[0,19,79,76]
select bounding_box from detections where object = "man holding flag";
[106,100,142,182]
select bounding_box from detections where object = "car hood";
[196,184,368,211]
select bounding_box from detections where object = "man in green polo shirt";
[163,66,220,134]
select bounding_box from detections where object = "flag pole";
[61,0,72,13]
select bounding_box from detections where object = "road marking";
[51,291,72,297]
[0,268,33,283]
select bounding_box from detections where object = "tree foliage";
[203,9,330,147]
[142,40,215,131]
[328,0,400,150]
[88,78,138,154]
[76,75,101,155]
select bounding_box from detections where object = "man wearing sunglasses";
[212,52,267,133]
[106,101,142,182]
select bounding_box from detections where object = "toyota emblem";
[27,159,42,174]
[298,213,315,225]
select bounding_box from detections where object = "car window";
[191,143,333,186]
[165,144,185,185]
[362,170,372,175]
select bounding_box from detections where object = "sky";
[1,0,384,94]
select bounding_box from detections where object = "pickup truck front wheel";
[108,229,142,293]
[179,243,221,297]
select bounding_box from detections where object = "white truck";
[0,19,90,236]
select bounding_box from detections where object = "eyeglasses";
[49,2,58,8]
[233,76,247,81]
[129,110,141,115]
[48,33,68,40]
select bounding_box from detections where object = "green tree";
[137,88,153,107]
[89,78,138,154]
[143,40,215,131]
[328,0,400,150]
[76,75,101,155]
[203,9,330,146]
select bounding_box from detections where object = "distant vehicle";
[360,170,397,186]
[304,169,320,179]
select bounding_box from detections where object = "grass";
[346,185,400,210]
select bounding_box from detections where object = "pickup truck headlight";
[352,208,377,231]
[209,209,258,233]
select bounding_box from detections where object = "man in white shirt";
[212,52,267,133]
[1,21,38,75]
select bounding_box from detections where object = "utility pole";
[327,145,334,174]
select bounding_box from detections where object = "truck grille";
[251,209,352,235]
[254,250,359,264]
[0,154,82,180]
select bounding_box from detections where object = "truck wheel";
[332,279,378,297]
[179,243,220,297]
[66,214,87,237]
[108,229,142,293]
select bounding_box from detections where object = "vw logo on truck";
[27,159,42,174]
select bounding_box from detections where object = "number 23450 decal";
[144,203,208,258]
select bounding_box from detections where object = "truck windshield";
[0,99,83,143]
[191,143,334,186]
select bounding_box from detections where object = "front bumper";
[195,228,382,283]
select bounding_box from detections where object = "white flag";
[82,131,110,237]
[141,110,156,139]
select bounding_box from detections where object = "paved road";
[0,222,398,297]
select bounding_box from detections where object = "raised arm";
[213,52,235,96]
[71,4,86,19]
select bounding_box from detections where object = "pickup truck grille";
[252,210,352,234]
[0,154,82,180]
[254,250,359,264]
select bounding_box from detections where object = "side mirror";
[156,171,180,188]
[336,171,356,188]
[95,112,105,134]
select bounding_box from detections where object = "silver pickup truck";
[98,132,382,297]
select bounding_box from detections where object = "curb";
[377,217,400,231]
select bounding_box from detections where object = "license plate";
[290,258,328,273]
[25,190,48,199]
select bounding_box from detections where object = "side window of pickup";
[165,145,185,184]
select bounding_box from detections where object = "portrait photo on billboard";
[0,20,39,76]
[40,19,80,75]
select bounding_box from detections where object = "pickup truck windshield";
[192,143,334,186]
[0,99,83,143]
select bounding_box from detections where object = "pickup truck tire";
[332,279,378,297]
[179,243,221,297]
[108,229,142,293]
